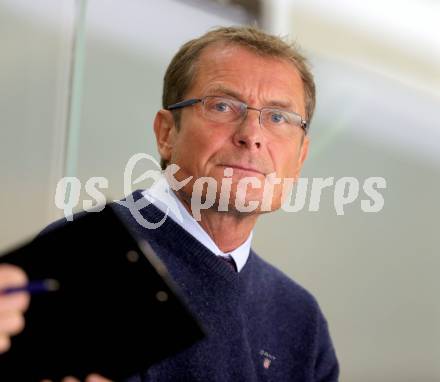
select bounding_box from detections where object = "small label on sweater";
[259,349,276,369]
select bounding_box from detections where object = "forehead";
[189,43,306,113]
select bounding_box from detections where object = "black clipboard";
[0,205,205,381]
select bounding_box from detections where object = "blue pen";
[0,279,60,295]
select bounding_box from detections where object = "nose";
[232,109,263,150]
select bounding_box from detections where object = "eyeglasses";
[166,96,308,136]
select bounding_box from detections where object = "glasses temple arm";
[166,98,202,110]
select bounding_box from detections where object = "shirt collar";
[141,176,252,272]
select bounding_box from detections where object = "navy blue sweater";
[42,191,339,381]
[112,191,339,381]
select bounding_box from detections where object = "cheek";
[268,142,301,179]
[283,158,300,178]
[171,123,231,175]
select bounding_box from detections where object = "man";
[0,26,339,381]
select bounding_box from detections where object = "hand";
[0,266,112,382]
[0,264,29,353]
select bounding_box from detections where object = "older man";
[0,27,338,381]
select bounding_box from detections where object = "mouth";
[219,164,266,176]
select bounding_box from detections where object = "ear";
[153,109,177,164]
[293,135,309,180]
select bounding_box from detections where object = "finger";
[0,265,30,316]
[0,265,28,289]
[86,374,113,382]
[61,377,80,382]
[0,292,30,314]
[0,311,25,335]
[0,334,11,353]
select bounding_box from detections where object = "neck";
[176,190,257,253]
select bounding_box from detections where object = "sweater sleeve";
[314,312,339,382]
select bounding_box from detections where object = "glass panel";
[0,0,75,251]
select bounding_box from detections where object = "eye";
[269,111,287,124]
[212,101,232,113]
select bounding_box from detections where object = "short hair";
[160,26,316,169]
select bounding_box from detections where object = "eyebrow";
[206,85,294,110]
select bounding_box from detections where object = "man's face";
[155,44,309,214]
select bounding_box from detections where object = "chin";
[225,189,282,214]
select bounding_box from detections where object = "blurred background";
[0,0,439,380]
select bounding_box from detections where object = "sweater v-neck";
[113,190,253,285]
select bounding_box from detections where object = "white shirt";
[141,176,252,272]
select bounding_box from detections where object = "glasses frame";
[166,96,309,134]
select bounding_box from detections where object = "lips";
[220,164,266,176]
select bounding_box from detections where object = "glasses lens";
[202,97,242,123]
[261,108,302,134]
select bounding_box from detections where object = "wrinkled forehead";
[188,43,306,113]
[191,41,298,83]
